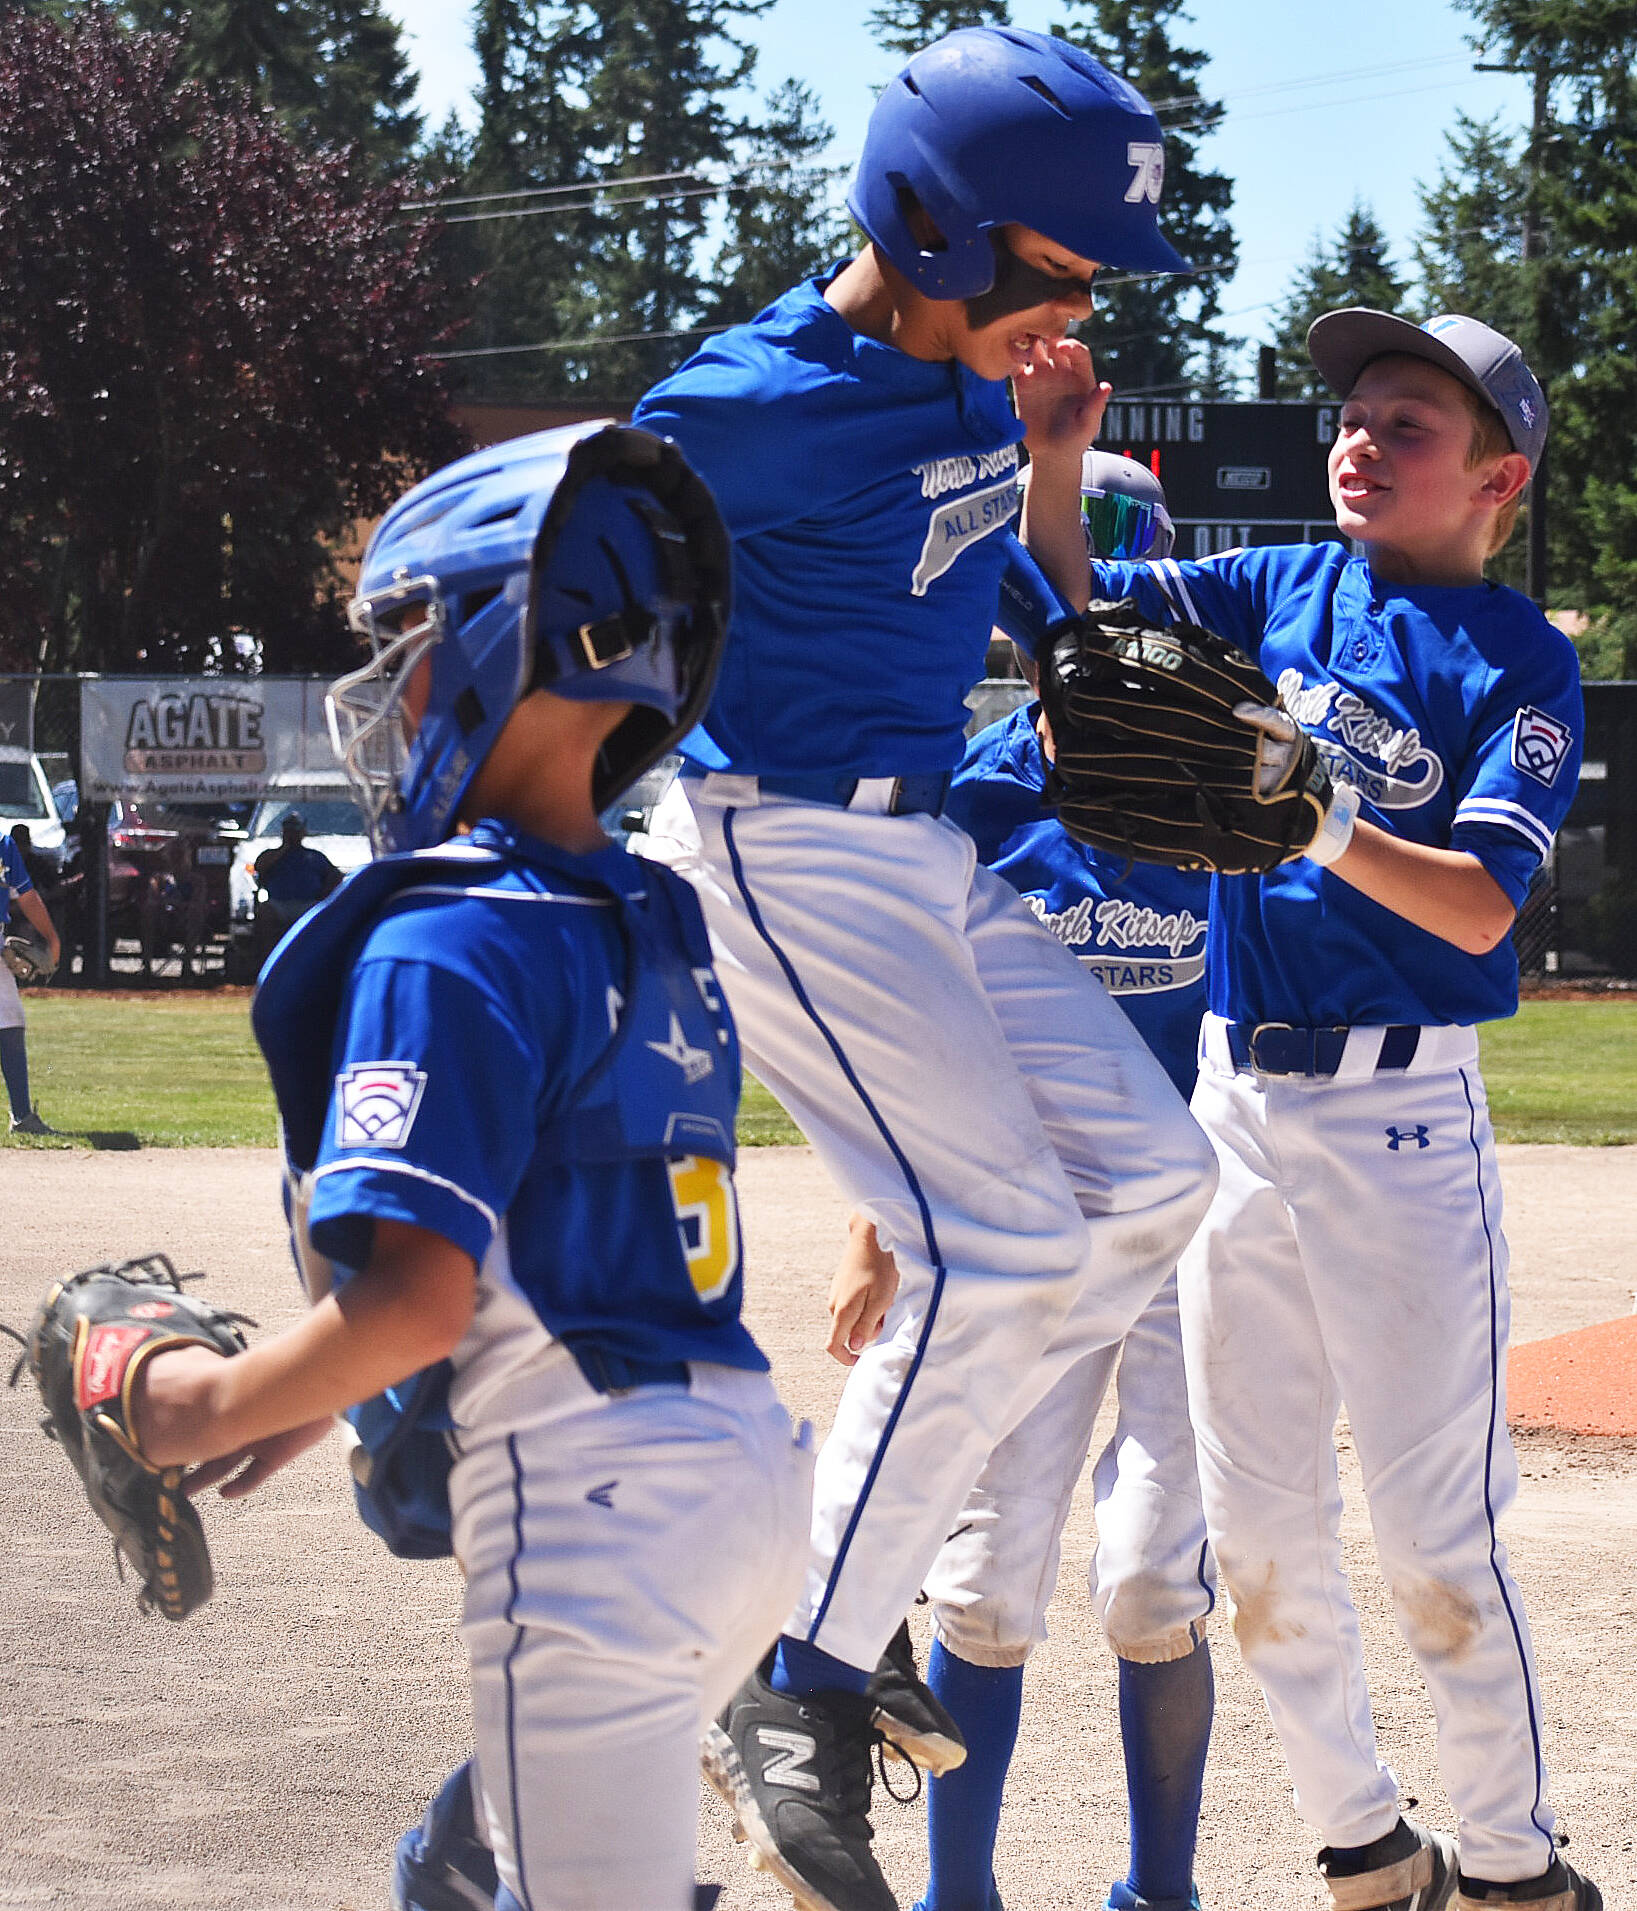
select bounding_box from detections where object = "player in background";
[1084,314,1601,1911]
[117,423,813,1911]
[2,826,63,1135]
[634,29,1216,1911]
[830,453,1214,1911]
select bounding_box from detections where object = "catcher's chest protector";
[252,842,740,1556]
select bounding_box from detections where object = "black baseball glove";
[1039,598,1340,874]
[3,923,57,984]
[4,1254,252,1620]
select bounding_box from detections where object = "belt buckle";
[1248,1021,1297,1074]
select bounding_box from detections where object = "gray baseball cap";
[1306,308,1547,473]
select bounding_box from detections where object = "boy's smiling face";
[947,224,1099,382]
[1328,355,1529,584]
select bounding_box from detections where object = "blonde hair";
[1453,382,1524,559]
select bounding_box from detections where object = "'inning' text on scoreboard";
[1097,402,1346,556]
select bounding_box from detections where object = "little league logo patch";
[336,1060,428,1149]
[1511,706,1572,786]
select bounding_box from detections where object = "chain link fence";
[5,672,1636,988]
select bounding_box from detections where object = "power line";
[407,54,1520,230]
[439,180,734,224]
[405,170,702,211]
[430,323,733,361]
[1145,51,1476,118]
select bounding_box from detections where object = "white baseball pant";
[1179,1017,1559,1884]
[449,1273,812,1911]
[0,958,25,1029]
[642,776,1216,1673]
[927,1270,1214,1668]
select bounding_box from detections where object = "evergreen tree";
[1451,0,1637,634]
[567,0,771,394]
[1270,201,1407,400]
[449,0,772,401]
[867,0,1008,60]
[1413,111,1528,332]
[439,0,601,403]
[309,0,423,168]
[117,0,420,167]
[707,79,847,326]
[124,0,323,115]
[1054,0,1236,401]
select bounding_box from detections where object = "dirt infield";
[3,1144,1636,1911]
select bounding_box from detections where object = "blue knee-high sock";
[0,1026,30,1119]
[1114,1638,1214,1910]
[918,1640,1024,1911]
[769,1632,871,1697]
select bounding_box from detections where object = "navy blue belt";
[1226,1022,1421,1077]
[684,764,952,818]
[575,1349,691,1394]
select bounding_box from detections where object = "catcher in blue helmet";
[634,29,1214,1911]
[110,423,813,1911]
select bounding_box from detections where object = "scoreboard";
[1096,400,1347,558]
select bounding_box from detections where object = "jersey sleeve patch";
[335,1060,429,1149]
[1510,705,1573,786]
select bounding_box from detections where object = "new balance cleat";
[866,1620,966,1776]
[702,1652,897,1911]
[1320,1818,1457,1911]
[1454,1858,1602,1911]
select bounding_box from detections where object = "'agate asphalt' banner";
[79,678,345,799]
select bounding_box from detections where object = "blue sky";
[385,0,1532,374]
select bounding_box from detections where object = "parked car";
[227,795,372,978]
[0,754,68,873]
[106,798,251,979]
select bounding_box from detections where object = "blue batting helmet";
[332,422,731,853]
[847,27,1191,300]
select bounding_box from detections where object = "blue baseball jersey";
[280,822,765,1380]
[633,271,1024,779]
[1096,543,1583,1028]
[950,706,1209,1098]
[1,833,33,924]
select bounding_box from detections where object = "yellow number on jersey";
[666,1154,741,1305]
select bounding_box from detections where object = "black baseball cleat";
[1454,1858,1602,1911]
[1319,1817,1457,1911]
[702,1651,898,1911]
[866,1620,967,1777]
[391,1760,498,1911]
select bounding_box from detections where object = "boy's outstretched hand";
[1013,336,1110,466]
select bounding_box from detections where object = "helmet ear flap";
[531,427,733,813]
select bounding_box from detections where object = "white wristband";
[1306,779,1360,868]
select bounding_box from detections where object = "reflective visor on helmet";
[1082,486,1174,562]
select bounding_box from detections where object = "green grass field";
[6,993,1636,1151]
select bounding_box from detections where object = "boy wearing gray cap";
[1086,310,1598,1911]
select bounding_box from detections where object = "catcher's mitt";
[1040,598,1342,874]
[2,923,56,984]
[3,1253,252,1620]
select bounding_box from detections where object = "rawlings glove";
[4,1254,252,1619]
[1039,598,1358,874]
[2,924,56,984]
